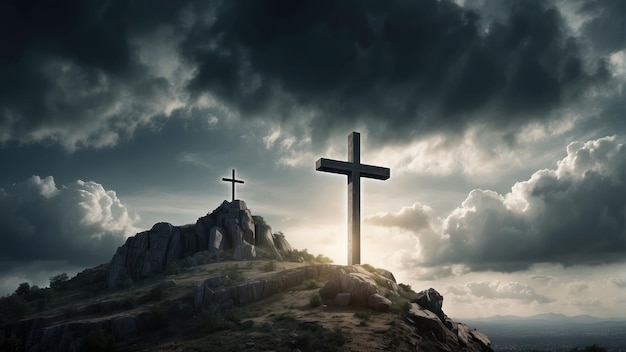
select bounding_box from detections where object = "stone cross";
[222,169,244,202]
[316,132,390,265]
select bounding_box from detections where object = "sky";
[0,0,624,319]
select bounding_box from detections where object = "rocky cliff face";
[106,200,291,288]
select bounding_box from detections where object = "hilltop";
[1,200,493,351]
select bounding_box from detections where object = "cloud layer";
[368,135,626,274]
[0,0,621,150]
[0,176,138,276]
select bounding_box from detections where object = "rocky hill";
[1,201,494,352]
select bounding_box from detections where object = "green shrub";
[81,329,116,352]
[314,254,333,264]
[1,334,24,352]
[166,261,182,275]
[0,294,29,320]
[149,286,164,301]
[15,283,30,298]
[303,279,319,290]
[121,296,137,310]
[147,305,168,330]
[354,311,371,320]
[224,264,243,282]
[309,293,322,308]
[201,304,240,333]
[263,261,277,272]
[117,276,133,290]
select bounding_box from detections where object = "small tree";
[15,282,30,298]
[49,273,69,289]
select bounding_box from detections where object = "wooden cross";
[316,132,390,265]
[222,169,244,202]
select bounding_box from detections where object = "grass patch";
[292,323,345,352]
[309,293,322,308]
[354,311,371,320]
[201,304,241,333]
[263,260,277,272]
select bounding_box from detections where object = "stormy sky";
[0,0,624,319]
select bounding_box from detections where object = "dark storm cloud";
[579,0,625,54]
[0,176,137,273]
[0,0,619,149]
[0,0,202,149]
[185,0,612,145]
[370,136,626,274]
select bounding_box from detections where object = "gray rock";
[240,209,256,244]
[209,226,225,250]
[368,293,391,312]
[335,292,351,306]
[233,241,256,260]
[406,303,442,330]
[319,281,341,299]
[414,288,446,322]
[339,272,378,305]
[272,232,292,253]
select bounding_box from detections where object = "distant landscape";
[461,314,626,352]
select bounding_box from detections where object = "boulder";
[339,272,378,305]
[233,241,256,260]
[240,210,256,244]
[406,303,443,331]
[106,199,293,287]
[209,226,225,250]
[414,288,446,323]
[319,281,341,299]
[368,293,391,312]
[273,232,292,253]
[335,292,351,306]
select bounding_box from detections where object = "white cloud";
[0,176,138,287]
[447,280,554,303]
[370,135,626,275]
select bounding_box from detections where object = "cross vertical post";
[222,169,245,202]
[316,132,390,265]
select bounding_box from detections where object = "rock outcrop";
[5,265,492,352]
[107,200,291,288]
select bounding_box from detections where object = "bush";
[314,254,333,264]
[224,264,243,282]
[201,304,240,333]
[147,305,168,331]
[166,261,182,275]
[15,283,30,298]
[81,329,116,352]
[354,311,371,320]
[303,279,319,290]
[1,334,24,352]
[49,273,69,290]
[149,286,164,301]
[117,276,133,290]
[263,261,276,272]
[121,296,137,310]
[0,294,29,320]
[309,293,322,308]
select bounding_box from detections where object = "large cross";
[222,169,244,202]
[316,132,390,265]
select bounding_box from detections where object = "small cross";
[222,169,244,202]
[316,132,390,265]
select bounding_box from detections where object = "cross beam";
[222,169,244,202]
[315,132,390,265]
